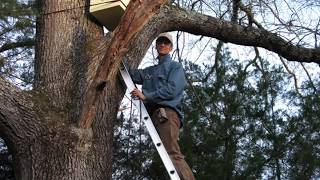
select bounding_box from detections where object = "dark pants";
[151,107,195,180]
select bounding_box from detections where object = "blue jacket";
[129,54,187,122]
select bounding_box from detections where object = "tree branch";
[0,38,35,53]
[300,62,317,93]
[239,2,263,28]
[162,5,320,64]
[279,56,303,98]
[78,0,169,129]
[231,0,240,23]
[0,77,46,144]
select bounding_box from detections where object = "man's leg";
[152,108,195,180]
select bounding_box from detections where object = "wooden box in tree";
[89,0,130,31]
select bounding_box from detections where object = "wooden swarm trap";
[90,0,130,31]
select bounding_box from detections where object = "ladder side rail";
[119,63,180,180]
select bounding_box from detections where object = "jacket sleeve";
[128,68,144,85]
[144,64,186,102]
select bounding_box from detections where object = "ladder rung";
[119,60,181,180]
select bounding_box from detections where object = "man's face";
[156,37,172,56]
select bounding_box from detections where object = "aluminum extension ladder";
[119,61,181,180]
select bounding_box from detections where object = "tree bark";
[78,0,168,129]
[1,0,167,179]
[1,0,319,179]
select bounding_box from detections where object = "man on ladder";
[130,33,195,180]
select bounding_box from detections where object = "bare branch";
[300,62,317,93]
[279,57,303,98]
[231,0,240,22]
[0,38,35,53]
[239,2,263,29]
[161,5,320,64]
[244,47,260,72]
[202,40,223,82]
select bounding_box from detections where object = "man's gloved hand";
[131,88,146,101]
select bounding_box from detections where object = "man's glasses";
[156,38,171,45]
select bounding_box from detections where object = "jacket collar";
[157,54,171,64]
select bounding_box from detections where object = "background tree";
[0,138,14,180]
[0,0,319,179]
[0,1,35,178]
[0,0,35,88]
[113,43,319,179]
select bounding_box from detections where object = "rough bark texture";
[79,0,168,129]
[0,0,319,179]
[0,77,45,179]
[32,0,127,178]
[0,0,167,179]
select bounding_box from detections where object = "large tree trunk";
[1,0,319,179]
[0,0,167,179]
[8,0,118,179]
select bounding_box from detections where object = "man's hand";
[131,88,146,101]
